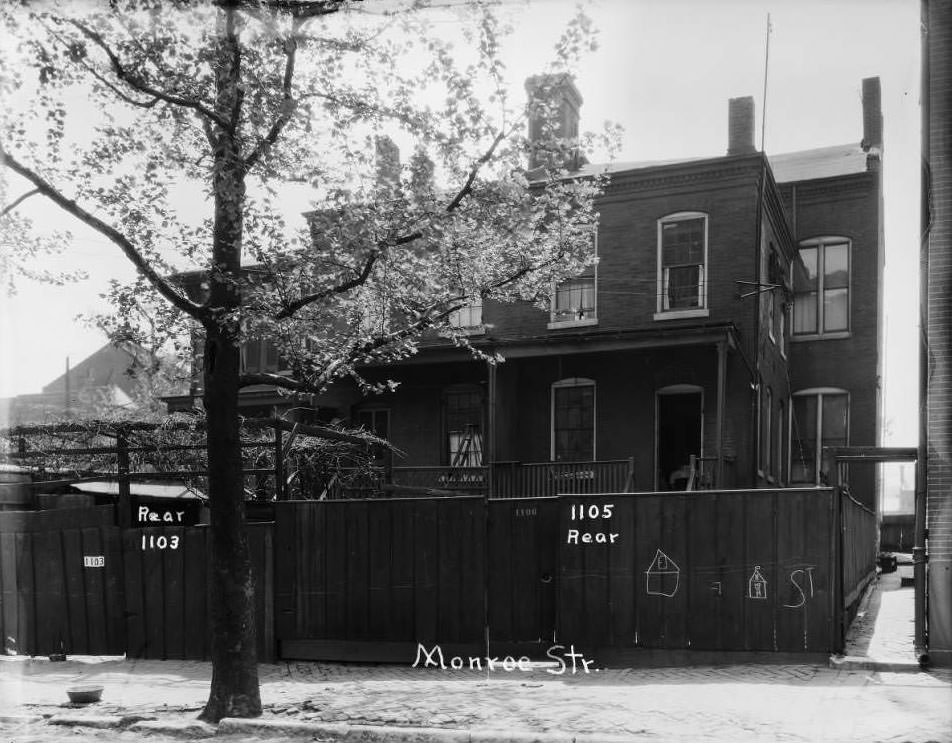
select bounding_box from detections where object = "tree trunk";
[199,321,261,723]
[199,5,261,723]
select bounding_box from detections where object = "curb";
[0,713,46,725]
[48,713,127,729]
[828,654,923,673]
[217,719,645,743]
[129,719,218,738]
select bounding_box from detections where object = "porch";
[324,458,638,499]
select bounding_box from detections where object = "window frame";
[788,388,850,485]
[240,337,290,375]
[792,237,852,340]
[654,211,710,321]
[550,377,596,462]
[549,229,599,329]
[442,385,485,467]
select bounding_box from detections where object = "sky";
[0,0,922,447]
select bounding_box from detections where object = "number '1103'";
[570,504,614,520]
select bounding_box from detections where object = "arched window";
[551,378,596,461]
[790,388,849,484]
[793,237,850,337]
[655,212,708,319]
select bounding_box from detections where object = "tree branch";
[445,130,507,213]
[1,188,40,217]
[1,147,205,320]
[243,33,298,171]
[64,18,230,130]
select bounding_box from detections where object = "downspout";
[716,339,727,487]
[915,0,930,665]
[751,158,767,486]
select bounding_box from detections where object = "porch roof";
[411,321,741,363]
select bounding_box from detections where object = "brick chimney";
[375,136,400,192]
[525,73,584,170]
[861,77,882,151]
[727,96,756,155]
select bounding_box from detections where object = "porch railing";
[326,458,634,499]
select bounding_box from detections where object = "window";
[551,278,596,324]
[760,386,773,477]
[790,389,848,484]
[656,212,708,318]
[549,229,598,328]
[444,388,483,466]
[776,401,786,485]
[241,338,288,374]
[551,378,595,461]
[357,408,390,440]
[793,238,850,336]
[449,301,483,330]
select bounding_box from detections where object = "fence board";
[345,502,369,640]
[660,495,688,648]
[182,528,207,660]
[122,529,146,657]
[62,530,88,654]
[367,502,392,640]
[687,492,719,649]
[744,492,775,651]
[413,500,440,644]
[608,496,636,648]
[0,532,17,652]
[390,502,415,641]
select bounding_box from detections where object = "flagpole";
[761,13,772,152]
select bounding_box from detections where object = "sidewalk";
[1,574,949,742]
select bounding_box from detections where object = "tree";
[0,0,608,722]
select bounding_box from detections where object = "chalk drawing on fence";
[748,565,768,600]
[645,549,680,597]
[782,566,816,608]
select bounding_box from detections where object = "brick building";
[922,0,951,666]
[168,75,885,506]
[236,75,885,503]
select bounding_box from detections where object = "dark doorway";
[657,389,703,490]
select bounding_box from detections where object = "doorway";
[656,386,703,490]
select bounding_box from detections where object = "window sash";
[790,392,848,483]
[553,278,596,321]
[552,383,594,461]
[794,241,849,336]
[449,302,483,328]
[664,265,702,309]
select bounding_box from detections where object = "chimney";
[861,77,882,151]
[727,96,756,155]
[375,136,400,192]
[525,73,584,170]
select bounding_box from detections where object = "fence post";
[274,422,285,501]
[117,428,131,529]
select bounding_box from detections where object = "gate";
[274,497,485,661]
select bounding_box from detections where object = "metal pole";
[116,427,131,529]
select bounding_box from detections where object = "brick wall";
[925,0,952,663]
[481,156,766,344]
[779,173,882,504]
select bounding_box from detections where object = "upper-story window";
[793,238,850,337]
[551,378,595,461]
[241,338,288,374]
[656,212,708,319]
[549,229,598,329]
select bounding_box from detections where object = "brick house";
[922,0,951,666]
[167,75,885,506]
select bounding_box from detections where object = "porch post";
[716,339,727,488]
[487,358,497,497]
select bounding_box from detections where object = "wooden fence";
[0,507,274,661]
[275,487,845,663]
[0,486,872,664]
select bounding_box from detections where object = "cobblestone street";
[1,575,950,742]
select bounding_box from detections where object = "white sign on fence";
[83,555,105,568]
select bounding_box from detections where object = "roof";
[767,143,874,183]
[569,143,875,186]
[72,480,204,500]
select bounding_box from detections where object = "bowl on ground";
[67,685,103,704]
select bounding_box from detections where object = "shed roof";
[767,143,873,183]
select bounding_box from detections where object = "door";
[656,387,703,490]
